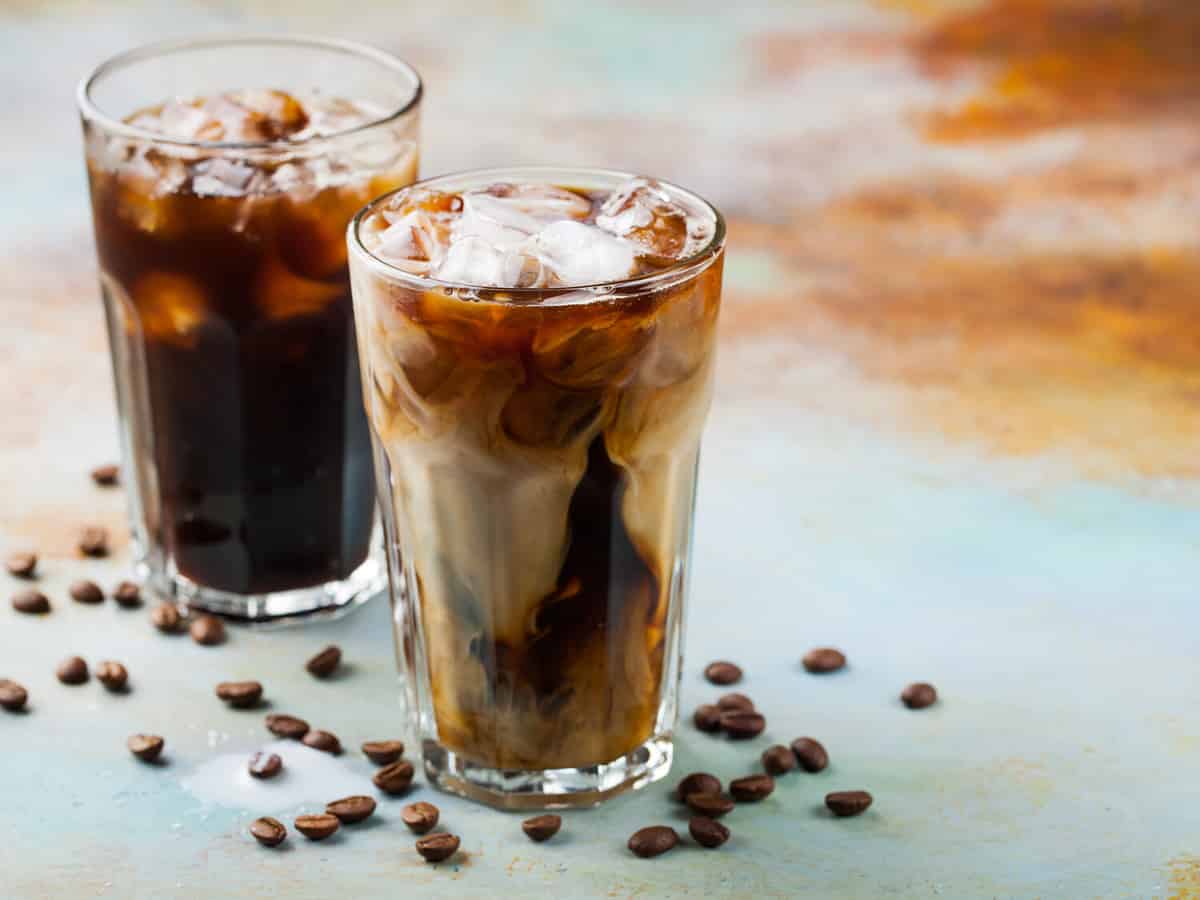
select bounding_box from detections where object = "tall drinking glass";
[348,167,725,807]
[77,37,421,620]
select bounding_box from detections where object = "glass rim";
[347,165,726,301]
[76,34,423,151]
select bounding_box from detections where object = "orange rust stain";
[912,0,1200,140]
[1168,856,1200,900]
[719,181,1200,478]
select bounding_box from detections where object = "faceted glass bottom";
[421,733,674,810]
[139,555,386,626]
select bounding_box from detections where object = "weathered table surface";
[3,1,1199,897]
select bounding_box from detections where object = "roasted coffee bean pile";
[2,484,946,867]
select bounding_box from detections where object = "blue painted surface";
[2,1,1199,897]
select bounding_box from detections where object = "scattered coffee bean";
[127,733,164,762]
[70,580,104,604]
[112,581,141,608]
[703,660,742,685]
[720,710,766,739]
[730,774,775,802]
[628,826,678,859]
[716,692,755,712]
[150,603,182,633]
[689,816,730,849]
[0,679,28,711]
[56,656,89,685]
[78,526,109,558]
[305,645,341,678]
[693,704,722,732]
[96,661,128,692]
[248,752,282,779]
[91,463,119,486]
[802,647,846,674]
[361,739,404,765]
[190,615,225,646]
[249,816,286,847]
[791,737,829,773]
[5,552,36,578]
[522,814,562,843]
[215,681,263,709]
[302,729,341,754]
[762,744,797,775]
[294,813,340,841]
[676,772,722,802]
[400,801,440,834]
[685,792,735,818]
[11,589,50,614]
[415,832,460,863]
[373,759,415,795]
[901,682,938,709]
[825,790,873,817]
[326,795,376,824]
[266,714,310,740]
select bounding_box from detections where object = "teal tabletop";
[2,1,1199,897]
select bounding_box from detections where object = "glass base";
[421,733,674,810]
[140,556,386,626]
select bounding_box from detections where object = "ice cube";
[190,158,263,197]
[436,235,519,287]
[524,220,635,286]
[596,178,690,263]
[132,271,208,344]
[226,90,309,140]
[255,254,342,321]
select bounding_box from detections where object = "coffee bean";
[400,801,440,834]
[248,752,282,779]
[305,645,341,678]
[78,526,109,558]
[791,737,829,773]
[150,603,182,633]
[628,826,678,859]
[716,692,755,712]
[5,552,36,578]
[189,615,225,646]
[11,589,50,614]
[266,714,309,740]
[249,816,286,847]
[91,463,119,486]
[688,816,730,849]
[326,795,376,824]
[302,730,341,754]
[96,661,128,692]
[901,682,938,709]
[361,739,404,765]
[802,647,846,674]
[294,813,340,841]
[685,792,734,818]
[730,774,775,802]
[127,733,164,762]
[373,760,415,795]
[70,580,104,604]
[703,660,742,685]
[676,772,722,802]
[762,744,797,775]
[826,790,873,817]
[0,679,28,711]
[113,581,141,608]
[56,656,88,685]
[521,814,561,843]
[719,710,766,739]
[693,704,722,732]
[415,832,460,863]
[215,681,262,709]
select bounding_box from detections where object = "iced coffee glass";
[348,168,725,807]
[78,37,421,620]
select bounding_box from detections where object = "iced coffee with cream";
[349,167,725,806]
